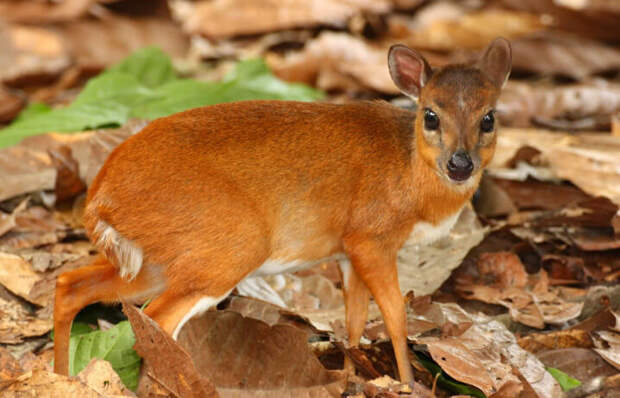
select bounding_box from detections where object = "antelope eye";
[424,109,439,130]
[481,111,495,133]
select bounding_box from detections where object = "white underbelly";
[250,253,347,277]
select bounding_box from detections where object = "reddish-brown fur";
[54,39,511,382]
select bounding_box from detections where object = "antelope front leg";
[344,238,413,383]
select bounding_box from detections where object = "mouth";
[447,169,472,182]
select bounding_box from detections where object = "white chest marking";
[251,253,347,277]
[403,207,463,247]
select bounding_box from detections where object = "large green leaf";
[0,48,323,148]
[68,321,141,391]
[107,46,176,88]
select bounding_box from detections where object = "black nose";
[447,151,473,181]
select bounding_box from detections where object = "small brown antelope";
[54,38,511,382]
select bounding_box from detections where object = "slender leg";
[339,260,370,374]
[53,256,166,375]
[344,238,413,383]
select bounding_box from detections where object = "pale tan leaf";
[0,252,43,306]
[0,370,102,397]
[0,297,52,343]
[171,0,391,39]
[77,359,135,397]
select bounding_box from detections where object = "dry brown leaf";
[491,178,592,212]
[517,329,592,353]
[57,15,189,70]
[478,252,529,289]
[0,15,187,86]
[123,303,218,398]
[178,310,347,397]
[426,339,496,396]
[0,144,56,202]
[171,0,391,39]
[0,121,141,202]
[498,80,620,130]
[501,0,620,41]
[0,296,52,343]
[401,9,546,51]
[491,128,620,207]
[510,32,620,80]
[0,0,97,24]
[0,369,103,397]
[0,23,70,84]
[77,359,135,397]
[457,253,583,328]
[269,32,398,94]
[0,252,44,306]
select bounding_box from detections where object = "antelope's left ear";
[476,37,512,89]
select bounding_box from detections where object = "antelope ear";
[476,37,512,89]
[388,44,432,100]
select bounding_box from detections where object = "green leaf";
[69,321,141,391]
[547,367,581,392]
[13,102,51,122]
[415,352,486,398]
[0,49,323,149]
[0,73,152,147]
[107,46,176,88]
[50,322,94,341]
